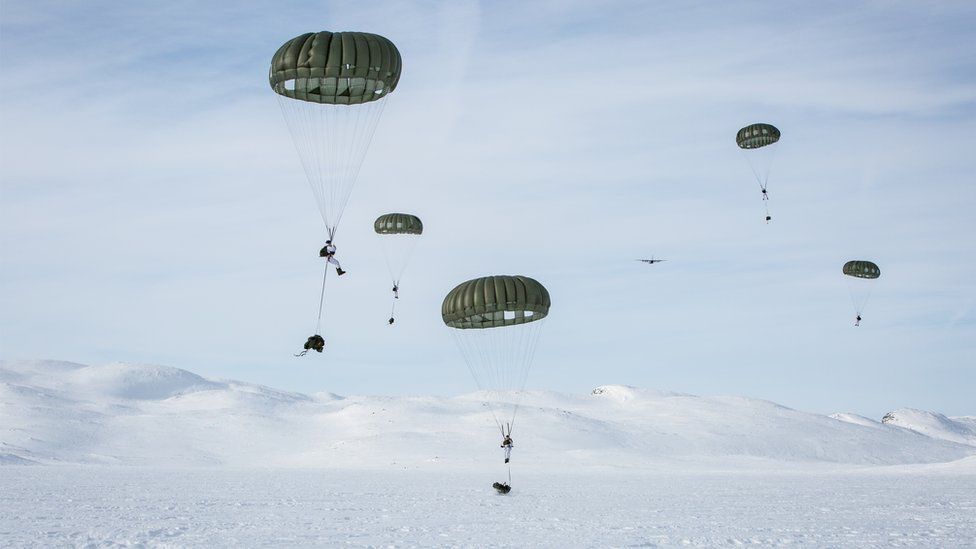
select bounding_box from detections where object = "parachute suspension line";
[509,319,545,430]
[740,147,777,221]
[333,95,388,232]
[740,147,778,191]
[846,276,876,316]
[277,94,329,228]
[452,328,503,429]
[315,263,330,335]
[451,320,546,436]
[379,235,420,286]
[389,286,398,323]
[276,89,389,234]
[740,149,766,193]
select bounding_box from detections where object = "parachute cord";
[740,147,777,222]
[741,149,766,192]
[509,319,545,431]
[452,329,503,430]
[389,288,398,324]
[276,85,389,236]
[315,264,329,335]
[331,95,389,232]
[846,277,876,316]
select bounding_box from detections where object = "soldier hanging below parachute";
[442,275,551,493]
[270,31,402,353]
[736,123,780,224]
[375,213,423,325]
[843,260,881,326]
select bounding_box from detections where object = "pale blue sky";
[2,1,974,418]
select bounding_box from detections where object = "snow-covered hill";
[880,408,976,447]
[1,360,973,468]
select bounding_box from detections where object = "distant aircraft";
[636,257,666,265]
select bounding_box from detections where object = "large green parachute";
[443,275,550,439]
[843,260,881,279]
[375,213,423,324]
[843,260,881,324]
[271,31,402,238]
[442,276,550,329]
[270,32,401,105]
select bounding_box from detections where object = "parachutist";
[844,261,881,327]
[765,215,772,223]
[388,317,395,325]
[296,334,325,356]
[392,284,399,299]
[761,188,768,200]
[319,240,346,275]
[501,435,513,464]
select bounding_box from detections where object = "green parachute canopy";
[374,213,423,235]
[443,275,551,439]
[442,275,550,330]
[843,260,881,280]
[736,123,781,150]
[270,31,402,235]
[270,32,402,105]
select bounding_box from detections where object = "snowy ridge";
[829,412,882,428]
[1,360,973,468]
[880,408,976,447]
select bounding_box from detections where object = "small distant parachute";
[736,123,781,150]
[736,123,781,222]
[843,260,881,325]
[843,260,881,280]
[442,275,551,440]
[375,213,423,324]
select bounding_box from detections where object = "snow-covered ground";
[3,467,976,547]
[2,359,975,546]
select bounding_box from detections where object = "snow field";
[2,468,975,547]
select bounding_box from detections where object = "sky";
[1,0,974,418]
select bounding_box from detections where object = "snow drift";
[1,360,972,468]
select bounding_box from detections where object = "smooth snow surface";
[829,413,881,428]
[2,360,974,468]
[2,468,976,547]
